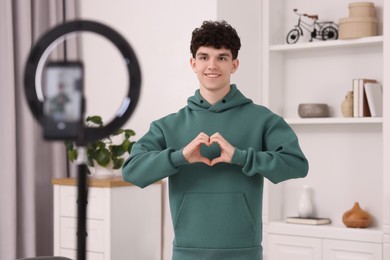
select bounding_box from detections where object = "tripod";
[23,20,142,260]
[75,147,88,260]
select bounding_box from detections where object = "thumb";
[210,157,223,166]
[200,157,211,166]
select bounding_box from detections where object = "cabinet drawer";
[268,234,322,260]
[60,248,104,260]
[59,185,105,219]
[60,217,105,253]
[323,239,382,260]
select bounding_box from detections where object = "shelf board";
[270,36,383,52]
[267,221,383,243]
[286,117,383,125]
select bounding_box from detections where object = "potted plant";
[65,115,136,174]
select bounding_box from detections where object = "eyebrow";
[196,52,232,57]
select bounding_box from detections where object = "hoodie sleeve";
[231,116,309,184]
[122,121,189,188]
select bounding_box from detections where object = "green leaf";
[65,141,74,150]
[122,140,130,153]
[121,139,135,153]
[124,129,136,139]
[112,157,124,169]
[67,149,78,162]
[112,129,124,136]
[95,148,111,166]
[127,141,135,153]
[110,144,125,157]
[87,149,96,166]
[86,115,103,127]
[64,114,136,169]
[100,142,107,149]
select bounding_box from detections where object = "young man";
[122,20,308,260]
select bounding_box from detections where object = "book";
[364,82,383,117]
[353,78,376,117]
[286,216,331,225]
[360,79,376,117]
[352,79,359,117]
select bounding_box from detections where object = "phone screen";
[43,61,84,140]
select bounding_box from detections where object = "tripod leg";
[77,147,88,260]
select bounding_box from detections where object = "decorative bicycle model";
[286,9,339,44]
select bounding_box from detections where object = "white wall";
[217,0,262,104]
[79,0,218,136]
[79,1,218,260]
[78,1,261,259]
[79,0,262,137]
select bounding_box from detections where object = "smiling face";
[190,46,239,101]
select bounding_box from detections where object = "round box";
[298,103,330,118]
[339,17,377,39]
[349,2,375,17]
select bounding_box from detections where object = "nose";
[207,57,218,69]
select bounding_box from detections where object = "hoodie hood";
[187,84,253,112]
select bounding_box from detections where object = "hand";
[209,132,235,166]
[182,132,235,166]
[182,132,212,165]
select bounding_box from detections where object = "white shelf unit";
[261,0,389,259]
[286,117,383,125]
[270,35,383,52]
[52,177,162,260]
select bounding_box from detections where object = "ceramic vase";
[342,202,372,228]
[341,91,353,117]
[298,185,313,218]
[89,160,115,179]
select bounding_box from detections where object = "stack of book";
[286,216,331,225]
[352,78,383,117]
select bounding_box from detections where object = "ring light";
[24,20,141,144]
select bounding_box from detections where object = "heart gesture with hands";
[182,132,235,166]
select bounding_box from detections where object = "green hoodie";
[122,84,308,260]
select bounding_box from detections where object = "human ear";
[231,59,239,74]
[190,57,197,72]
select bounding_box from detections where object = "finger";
[190,134,209,147]
[210,132,225,143]
[210,136,228,149]
[193,138,209,146]
[210,156,224,166]
[210,132,222,139]
[199,157,211,166]
[209,133,218,142]
[196,133,211,145]
[183,132,212,164]
[197,132,210,140]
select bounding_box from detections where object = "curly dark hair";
[190,20,241,60]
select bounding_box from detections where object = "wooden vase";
[342,202,372,228]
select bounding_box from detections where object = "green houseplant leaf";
[65,115,136,171]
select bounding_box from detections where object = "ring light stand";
[24,20,141,260]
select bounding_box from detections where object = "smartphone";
[42,61,84,140]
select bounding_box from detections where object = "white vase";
[297,185,313,218]
[89,160,115,179]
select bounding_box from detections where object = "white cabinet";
[269,234,321,260]
[261,0,390,259]
[53,177,162,260]
[269,234,382,260]
[323,239,382,260]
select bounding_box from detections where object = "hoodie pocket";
[174,193,255,248]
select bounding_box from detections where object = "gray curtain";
[0,1,79,259]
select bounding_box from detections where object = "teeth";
[206,74,220,78]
